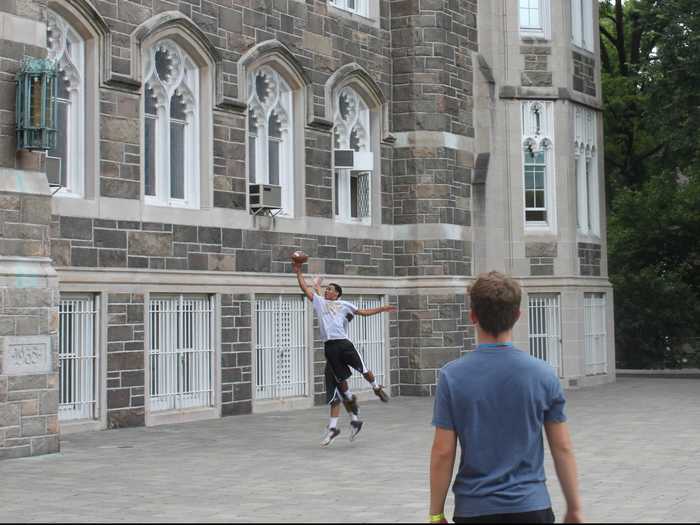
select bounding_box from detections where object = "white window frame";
[574,106,600,236]
[584,293,608,375]
[334,86,374,224]
[47,10,85,198]
[528,293,563,377]
[329,0,369,18]
[254,295,308,401]
[571,0,595,52]
[519,0,551,40]
[247,66,295,216]
[58,294,99,421]
[521,101,556,233]
[148,294,215,412]
[143,39,201,209]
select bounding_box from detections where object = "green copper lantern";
[15,56,57,151]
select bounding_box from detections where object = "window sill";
[525,222,555,235]
[520,30,547,41]
[571,43,595,55]
[335,217,372,226]
[145,197,199,210]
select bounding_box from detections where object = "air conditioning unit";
[249,184,282,213]
[334,149,374,171]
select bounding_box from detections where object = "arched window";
[574,106,599,235]
[521,101,555,231]
[47,10,85,197]
[333,86,373,223]
[143,39,200,207]
[247,67,293,215]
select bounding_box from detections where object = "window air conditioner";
[249,184,282,213]
[334,149,374,171]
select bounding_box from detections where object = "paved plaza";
[1,377,699,523]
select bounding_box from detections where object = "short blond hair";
[469,271,521,336]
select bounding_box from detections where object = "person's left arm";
[356,305,397,316]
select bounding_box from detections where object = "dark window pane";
[350,127,361,152]
[350,175,358,218]
[145,86,157,116]
[255,73,269,103]
[268,111,282,138]
[339,92,350,121]
[145,116,156,196]
[56,71,70,99]
[47,100,68,187]
[268,139,280,185]
[155,48,173,83]
[170,121,185,199]
[248,110,258,133]
[249,135,256,183]
[526,210,547,222]
[170,92,187,120]
[535,190,545,208]
[334,171,340,216]
[525,190,535,208]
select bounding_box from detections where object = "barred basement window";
[46,10,85,197]
[148,295,214,412]
[521,101,556,231]
[247,67,294,215]
[59,295,98,421]
[334,87,373,223]
[345,296,386,393]
[329,0,369,17]
[528,294,562,377]
[255,295,307,401]
[143,40,200,208]
[584,293,607,375]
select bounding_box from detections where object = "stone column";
[1,2,60,459]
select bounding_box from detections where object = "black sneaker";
[342,394,359,415]
[374,386,390,403]
[320,427,341,447]
[349,420,364,442]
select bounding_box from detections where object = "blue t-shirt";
[432,343,567,518]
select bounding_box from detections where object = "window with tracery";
[47,10,85,197]
[247,67,294,215]
[521,101,555,230]
[574,106,599,235]
[143,39,200,207]
[333,87,373,223]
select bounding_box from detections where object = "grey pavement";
[1,378,699,523]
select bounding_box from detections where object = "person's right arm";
[544,421,584,523]
[295,266,314,301]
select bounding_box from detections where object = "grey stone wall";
[526,241,557,276]
[397,293,473,396]
[578,242,601,276]
[390,0,477,226]
[220,293,252,416]
[521,41,552,87]
[106,293,145,428]
[573,51,596,97]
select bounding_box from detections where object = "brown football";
[291,251,309,264]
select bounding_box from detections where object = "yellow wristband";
[429,513,445,523]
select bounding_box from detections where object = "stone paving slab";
[1,378,699,523]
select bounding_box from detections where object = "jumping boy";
[429,271,584,523]
[294,264,395,447]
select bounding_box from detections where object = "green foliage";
[600,0,700,368]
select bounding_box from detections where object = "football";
[291,251,309,264]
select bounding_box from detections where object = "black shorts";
[324,339,367,404]
[454,508,555,524]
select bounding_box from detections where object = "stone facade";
[0,0,616,456]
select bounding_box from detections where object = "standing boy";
[429,271,584,523]
[294,264,395,447]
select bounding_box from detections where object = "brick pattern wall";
[397,293,472,396]
[578,242,601,276]
[213,111,247,210]
[106,293,145,428]
[521,42,552,87]
[573,51,596,96]
[100,90,141,199]
[394,239,471,276]
[220,293,253,416]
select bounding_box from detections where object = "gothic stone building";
[0,0,614,458]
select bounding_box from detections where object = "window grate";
[584,293,607,375]
[345,296,386,392]
[528,294,562,376]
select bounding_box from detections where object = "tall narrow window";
[574,106,599,235]
[345,295,386,393]
[522,101,555,231]
[47,10,85,197]
[247,67,294,215]
[519,0,550,38]
[143,40,200,207]
[334,87,373,223]
[571,0,594,51]
[584,293,607,375]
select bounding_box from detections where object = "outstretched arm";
[295,265,315,302]
[356,305,397,317]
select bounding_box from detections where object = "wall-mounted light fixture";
[15,56,57,151]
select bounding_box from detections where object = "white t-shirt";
[312,294,358,342]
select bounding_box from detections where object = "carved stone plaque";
[1,336,52,376]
